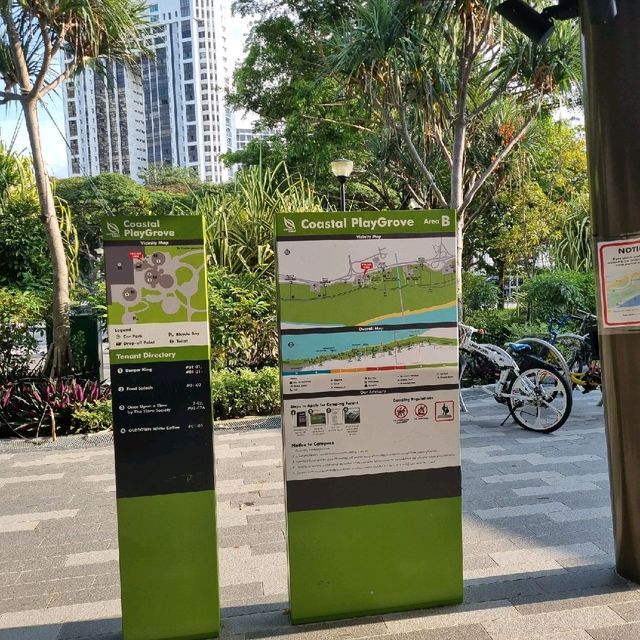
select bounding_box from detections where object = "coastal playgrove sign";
[276,210,463,623]
[103,215,219,640]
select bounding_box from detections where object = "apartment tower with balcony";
[64,0,236,183]
[63,61,147,180]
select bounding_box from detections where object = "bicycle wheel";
[507,363,573,433]
[514,337,571,382]
[557,334,591,390]
[555,333,587,366]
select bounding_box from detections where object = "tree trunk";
[452,141,465,321]
[455,211,465,322]
[23,99,72,377]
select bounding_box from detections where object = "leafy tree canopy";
[229,1,412,209]
[140,164,202,192]
[464,117,589,278]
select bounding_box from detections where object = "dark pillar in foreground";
[581,0,640,582]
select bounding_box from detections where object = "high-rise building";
[63,0,236,183]
[144,0,236,182]
[63,60,147,180]
[235,127,273,152]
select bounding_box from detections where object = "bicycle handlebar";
[459,323,486,335]
[548,311,597,336]
[571,310,597,321]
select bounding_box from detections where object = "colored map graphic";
[107,247,207,325]
[282,327,457,374]
[278,238,456,328]
[604,272,640,310]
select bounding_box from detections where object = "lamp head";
[497,0,617,41]
[330,159,354,179]
[496,0,555,45]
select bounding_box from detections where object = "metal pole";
[581,0,640,582]
[338,177,347,212]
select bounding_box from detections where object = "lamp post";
[330,159,354,212]
[497,0,640,583]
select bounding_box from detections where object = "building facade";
[63,0,236,183]
[63,60,147,180]
[235,127,275,152]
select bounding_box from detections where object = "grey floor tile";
[609,601,640,622]
[512,587,640,614]
[385,623,492,640]
[535,566,631,595]
[221,582,264,603]
[0,625,61,640]
[465,577,544,603]
[587,621,640,640]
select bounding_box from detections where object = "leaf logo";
[105,221,120,237]
[283,218,297,233]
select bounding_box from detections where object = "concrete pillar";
[581,0,640,582]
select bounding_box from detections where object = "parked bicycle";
[515,311,601,394]
[460,323,573,433]
[561,314,601,393]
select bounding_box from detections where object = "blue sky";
[1,95,70,177]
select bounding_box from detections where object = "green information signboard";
[275,211,463,623]
[103,216,219,640]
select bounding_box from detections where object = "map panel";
[278,237,456,328]
[106,245,207,326]
[282,326,456,374]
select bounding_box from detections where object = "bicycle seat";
[506,342,531,353]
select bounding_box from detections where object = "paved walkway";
[1,391,639,640]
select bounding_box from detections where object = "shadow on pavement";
[0,616,120,640]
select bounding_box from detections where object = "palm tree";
[328,0,582,313]
[0,0,149,376]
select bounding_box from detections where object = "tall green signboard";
[103,216,219,640]
[276,211,462,623]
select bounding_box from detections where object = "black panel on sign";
[286,466,461,511]
[111,361,215,498]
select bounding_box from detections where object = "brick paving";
[1,390,639,639]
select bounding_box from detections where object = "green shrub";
[208,268,277,370]
[72,399,113,432]
[464,309,516,345]
[211,367,280,420]
[518,270,595,322]
[0,191,52,289]
[201,163,323,275]
[0,288,48,380]
[462,272,499,313]
[465,309,547,346]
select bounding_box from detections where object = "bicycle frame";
[459,325,521,401]
[548,311,596,345]
[459,323,573,431]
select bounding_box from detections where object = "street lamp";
[495,0,556,44]
[330,158,354,212]
[496,0,616,44]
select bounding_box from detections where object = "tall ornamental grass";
[198,163,324,276]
